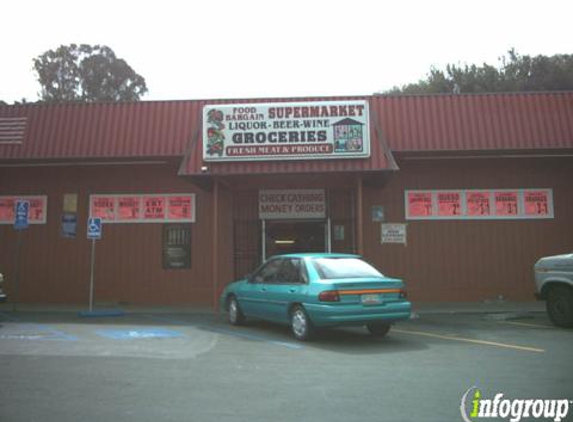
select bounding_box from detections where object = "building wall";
[362,156,573,302]
[0,162,220,306]
[1,155,571,306]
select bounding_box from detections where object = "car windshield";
[311,257,384,279]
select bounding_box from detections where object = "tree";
[33,44,148,102]
[385,49,573,95]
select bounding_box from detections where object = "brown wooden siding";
[1,156,572,306]
[0,162,214,305]
[362,156,573,302]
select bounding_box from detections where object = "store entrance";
[264,220,326,258]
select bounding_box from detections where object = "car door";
[262,258,309,323]
[238,258,282,318]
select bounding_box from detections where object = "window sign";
[168,196,193,220]
[117,196,141,221]
[523,190,552,217]
[143,196,166,220]
[0,195,47,224]
[437,191,462,217]
[90,194,196,223]
[405,189,553,220]
[91,196,115,221]
[466,192,492,217]
[494,191,519,216]
[406,192,433,218]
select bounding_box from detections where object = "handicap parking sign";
[14,200,30,230]
[87,217,102,240]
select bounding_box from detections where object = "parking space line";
[500,321,555,329]
[393,328,545,353]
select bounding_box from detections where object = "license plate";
[361,294,382,305]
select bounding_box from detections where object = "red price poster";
[168,196,194,221]
[466,192,491,217]
[91,196,116,220]
[524,191,550,216]
[117,196,141,221]
[407,192,433,217]
[437,192,462,216]
[494,191,519,216]
[0,197,15,222]
[143,196,165,220]
[0,196,47,224]
[28,197,47,222]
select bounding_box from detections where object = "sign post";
[12,200,30,311]
[86,217,102,312]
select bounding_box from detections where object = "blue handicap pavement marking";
[0,312,77,341]
[95,327,184,340]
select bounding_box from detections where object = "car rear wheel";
[290,305,314,341]
[366,323,391,338]
[227,296,245,325]
[547,286,573,328]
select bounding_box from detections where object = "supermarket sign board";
[203,100,370,162]
[405,189,554,220]
[90,194,196,223]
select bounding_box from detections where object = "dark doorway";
[265,221,326,257]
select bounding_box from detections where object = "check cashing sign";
[202,100,370,161]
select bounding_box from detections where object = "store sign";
[259,189,326,220]
[89,194,196,223]
[405,189,554,220]
[203,100,370,162]
[0,195,47,224]
[381,223,407,245]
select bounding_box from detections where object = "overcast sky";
[1,0,571,103]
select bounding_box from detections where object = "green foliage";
[33,44,148,102]
[385,49,573,94]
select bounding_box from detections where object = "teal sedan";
[220,253,411,341]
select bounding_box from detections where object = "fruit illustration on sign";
[206,109,225,156]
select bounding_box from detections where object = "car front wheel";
[227,296,245,325]
[547,286,573,328]
[290,305,314,341]
[366,323,391,338]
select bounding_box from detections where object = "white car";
[534,253,573,328]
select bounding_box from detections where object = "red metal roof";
[0,101,198,160]
[373,92,573,152]
[1,92,572,173]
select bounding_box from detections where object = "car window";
[253,259,283,283]
[311,257,384,279]
[276,258,308,284]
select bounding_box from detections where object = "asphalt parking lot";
[1,308,572,422]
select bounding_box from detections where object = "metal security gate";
[232,190,260,279]
[233,220,261,279]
